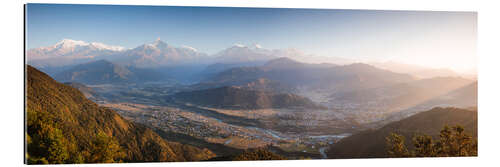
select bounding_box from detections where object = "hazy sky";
[26,4,477,72]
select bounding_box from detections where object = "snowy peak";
[214,43,276,63]
[181,45,198,52]
[138,39,172,51]
[233,43,246,48]
[29,39,333,69]
[214,44,314,64]
[251,43,263,49]
[225,43,268,52]
[89,42,125,51]
[230,43,262,50]
[118,38,209,68]
[52,39,125,51]
[151,39,168,48]
[135,39,201,53]
[26,39,126,67]
[54,39,89,48]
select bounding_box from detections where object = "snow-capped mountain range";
[108,39,209,68]
[25,38,473,84]
[213,43,276,63]
[27,39,128,67]
[26,38,354,68]
[27,39,210,67]
[28,39,125,60]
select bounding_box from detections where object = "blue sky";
[26,4,476,71]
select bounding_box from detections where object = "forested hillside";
[326,107,477,158]
[26,65,215,164]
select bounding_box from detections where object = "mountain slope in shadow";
[326,107,477,159]
[173,86,325,110]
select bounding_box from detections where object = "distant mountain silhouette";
[26,65,215,164]
[411,82,477,109]
[53,60,134,84]
[202,58,415,93]
[53,60,169,84]
[197,61,266,80]
[380,82,478,123]
[261,57,307,70]
[332,77,474,111]
[173,86,324,110]
[370,61,464,79]
[326,107,477,159]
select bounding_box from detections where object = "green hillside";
[26,65,215,164]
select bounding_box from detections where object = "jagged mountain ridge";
[109,39,209,68]
[27,39,209,68]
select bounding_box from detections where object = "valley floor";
[85,80,476,159]
[102,101,356,159]
[90,83,366,159]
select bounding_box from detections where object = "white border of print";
[2,0,499,167]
